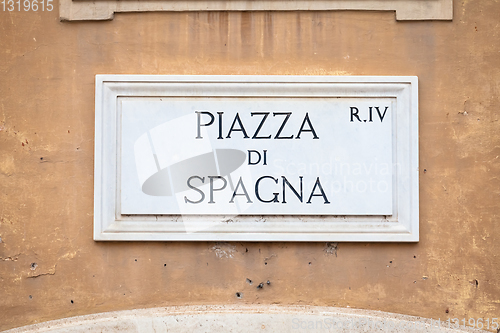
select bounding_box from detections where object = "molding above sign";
[94,75,419,242]
[61,0,452,21]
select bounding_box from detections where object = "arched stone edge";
[4,305,481,332]
[59,0,452,21]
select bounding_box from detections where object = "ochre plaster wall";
[0,2,499,330]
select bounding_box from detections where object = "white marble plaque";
[94,75,418,241]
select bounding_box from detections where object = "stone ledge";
[4,305,481,332]
[60,0,453,21]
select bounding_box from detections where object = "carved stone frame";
[61,0,452,21]
[94,75,419,242]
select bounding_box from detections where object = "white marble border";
[4,305,481,332]
[94,75,419,242]
[60,0,453,21]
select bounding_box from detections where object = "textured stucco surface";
[0,2,499,331]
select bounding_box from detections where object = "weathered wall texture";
[0,1,499,331]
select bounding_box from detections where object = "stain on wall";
[0,2,499,331]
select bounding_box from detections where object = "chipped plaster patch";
[1,254,21,261]
[324,242,338,256]
[0,154,16,176]
[28,265,56,279]
[211,242,237,259]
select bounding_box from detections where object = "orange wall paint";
[0,3,499,331]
